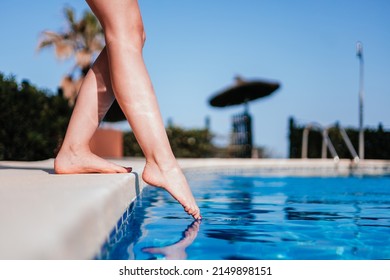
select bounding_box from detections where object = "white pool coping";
[0,158,389,259]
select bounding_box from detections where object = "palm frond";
[37,31,74,59]
[63,6,76,27]
[37,6,104,77]
[75,50,92,68]
[37,31,60,49]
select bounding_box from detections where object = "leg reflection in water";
[142,220,201,260]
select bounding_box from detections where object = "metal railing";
[301,122,359,163]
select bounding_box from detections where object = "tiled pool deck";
[0,158,389,259]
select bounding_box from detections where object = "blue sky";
[1,0,389,157]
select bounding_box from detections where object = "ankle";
[146,156,179,173]
[60,142,91,156]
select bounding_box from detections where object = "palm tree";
[37,6,104,105]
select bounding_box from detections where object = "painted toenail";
[124,167,132,173]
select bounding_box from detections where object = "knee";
[129,23,146,49]
[105,23,146,51]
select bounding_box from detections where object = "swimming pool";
[98,174,390,260]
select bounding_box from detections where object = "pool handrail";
[301,122,360,163]
[301,122,339,162]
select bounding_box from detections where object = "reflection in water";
[284,206,344,221]
[227,178,255,221]
[206,228,272,244]
[142,220,201,260]
[203,177,256,241]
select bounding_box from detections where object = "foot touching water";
[142,161,201,220]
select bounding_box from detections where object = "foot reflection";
[142,220,201,259]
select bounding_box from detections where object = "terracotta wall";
[90,128,123,158]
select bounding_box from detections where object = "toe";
[187,205,201,220]
[112,164,129,173]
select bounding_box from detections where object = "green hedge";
[0,73,72,160]
[124,126,215,158]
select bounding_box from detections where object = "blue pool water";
[98,175,390,260]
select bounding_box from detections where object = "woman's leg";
[86,0,201,219]
[55,48,130,174]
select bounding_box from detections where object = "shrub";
[0,73,72,160]
[124,125,215,158]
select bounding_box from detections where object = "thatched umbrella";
[209,76,280,110]
[209,76,280,158]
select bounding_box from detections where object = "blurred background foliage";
[2,72,389,161]
[124,126,215,158]
[0,73,72,160]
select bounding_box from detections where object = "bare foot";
[142,161,201,219]
[54,146,131,174]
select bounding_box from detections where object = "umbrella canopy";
[209,76,280,108]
